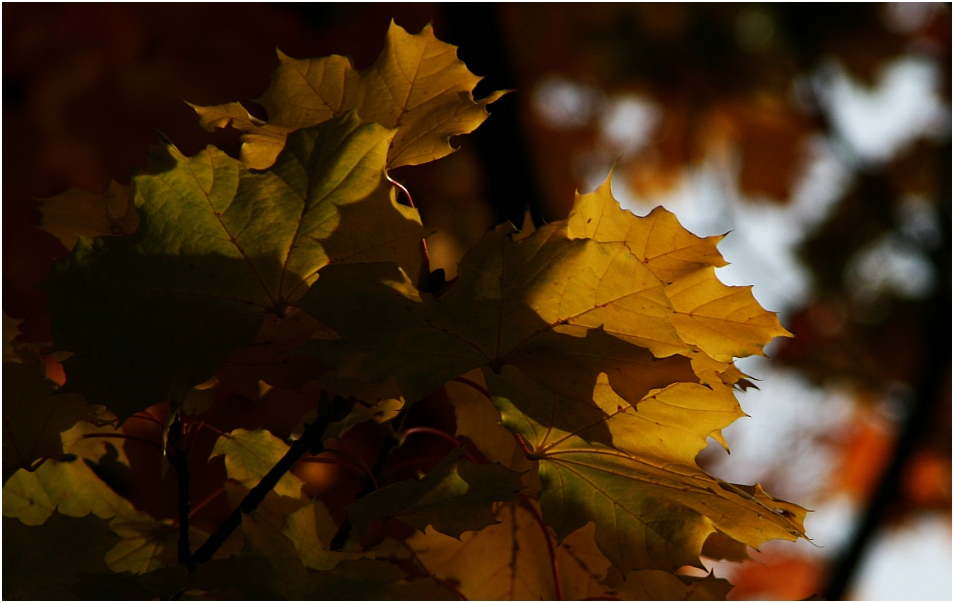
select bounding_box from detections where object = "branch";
[167,411,195,570]
[190,397,340,565]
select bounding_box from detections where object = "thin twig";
[190,398,338,565]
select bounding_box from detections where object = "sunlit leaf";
[210,428,305,499]
[407,502,615,600]
[567,174,727,282]
[2,456,134,526]
[488,366,805,573]
[193,21,504,169]
[300,220,689,404]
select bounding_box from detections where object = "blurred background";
[3,4,950,600]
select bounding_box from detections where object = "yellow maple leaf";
[191,21,504,170]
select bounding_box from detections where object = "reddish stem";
[387,174,430,271]
[513,433,534,456]
[189,485,225,519]
[194,423,228,437]
[520,496,563,601]
[81,432,162,450]
[452,376,491,400]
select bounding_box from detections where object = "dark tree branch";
[168,411,195,570]
[189,396,343,566]
[823,142,952,599]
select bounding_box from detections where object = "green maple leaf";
[488,365,805,573]
[346,447,525,541]
[43,112,424,418]
[191,21,504,170]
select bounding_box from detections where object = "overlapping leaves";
[42,112,424,418]
[8,21,808,601]
[191,21,503,170]
[303,174,803,573]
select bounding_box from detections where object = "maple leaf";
[488,367,806,573]
[407,501,614,600]
[216,308,332,400]
[36,179,139,251]
[445,376,539,486]
[60,497,451,600]
[297,169,802,573]
[2,455,135,526]
[103,513,233,575]
[299,220,691,404]
[2,351,87,482]
[284,499,363,571]
[345,447,524,542]
[210,428,306,499]
[192,21,504,170]
[42,113,424,418]
[605,568,734,600]
[567,174,791,363]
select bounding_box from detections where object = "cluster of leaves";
[4,23,805,600]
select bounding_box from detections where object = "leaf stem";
[513,433,534,456]
[189,397,339,565]
[189,485,225,519]
[387,173,430,272]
